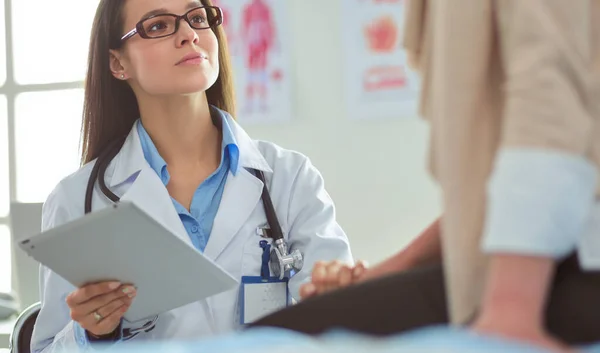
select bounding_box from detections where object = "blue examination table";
[77,326,600,353]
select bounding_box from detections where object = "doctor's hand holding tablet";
[66,282,136,338]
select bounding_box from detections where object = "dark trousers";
[249,255,600,345]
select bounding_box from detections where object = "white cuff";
[482,148,597,258]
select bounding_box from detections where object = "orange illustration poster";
[342,0,419,120]
[212,0,292,124]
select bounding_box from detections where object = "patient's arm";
[299,216,442,299]
[473,256,566,351]
[471,1,596,350]
[360,216,442,281]
[384,216,442,269]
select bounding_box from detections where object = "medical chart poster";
[342,0,420,121]
[212,0,293,124]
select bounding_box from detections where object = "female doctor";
[30,0,353,351]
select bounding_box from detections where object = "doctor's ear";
[109,49,128,80]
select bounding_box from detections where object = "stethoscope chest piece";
[269,238,304,280]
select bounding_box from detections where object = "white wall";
[243,0,442,264]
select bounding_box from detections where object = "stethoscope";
[84,135,304,279]
[84,134,304,337]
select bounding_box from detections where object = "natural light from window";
[0,95,8,217]
[0,0,6,86]
[0,225,10,293]
[15,90,84,203]
[2,0,100,297]
[11,0,99,84]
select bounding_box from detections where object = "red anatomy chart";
[212,0,292,124]
[343,0,420,120]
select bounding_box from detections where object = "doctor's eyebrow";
[140,0,203,21]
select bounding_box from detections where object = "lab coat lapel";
[105,114,275,257]
[106,121,192,248]
[119,168,193,248]
[203,114,273,261]
[203,168,263,260]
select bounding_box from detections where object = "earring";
[120,74,125,79]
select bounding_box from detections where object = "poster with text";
[342,0,420,120]
[213,0,293,124]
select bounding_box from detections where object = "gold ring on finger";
[93,311,103,322]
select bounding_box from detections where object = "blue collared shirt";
[136,109,240,252]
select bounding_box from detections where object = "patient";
[252,0,600,351]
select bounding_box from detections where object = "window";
[0,226,10,293]
[0,95,8,217]
[1,0,98,298]
[15,90,84,202]
[0,0,5,86]
[11,0,99,84]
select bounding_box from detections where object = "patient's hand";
[299,260,369,299]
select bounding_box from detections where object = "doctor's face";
[110,0,221,96]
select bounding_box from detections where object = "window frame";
[0,0,86,293]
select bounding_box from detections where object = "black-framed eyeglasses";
[120,6,223,42]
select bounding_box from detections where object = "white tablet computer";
[18,201,238,322]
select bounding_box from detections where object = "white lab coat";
[31,115,353,352]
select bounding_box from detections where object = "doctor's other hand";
[66,281,137,337]
[299,260,369,300]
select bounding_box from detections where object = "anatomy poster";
[342,0,420,120]
[213,0,293,124]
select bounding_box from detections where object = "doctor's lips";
[176,52,208,66]
[364,15,398,53]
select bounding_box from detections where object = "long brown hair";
[80,0,236,165]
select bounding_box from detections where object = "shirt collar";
[136,108,240,182]
[215,107,240,175]
[136,121,168,183]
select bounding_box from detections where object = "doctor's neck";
[136,92,220,168]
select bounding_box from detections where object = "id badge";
[239,276,290,325]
